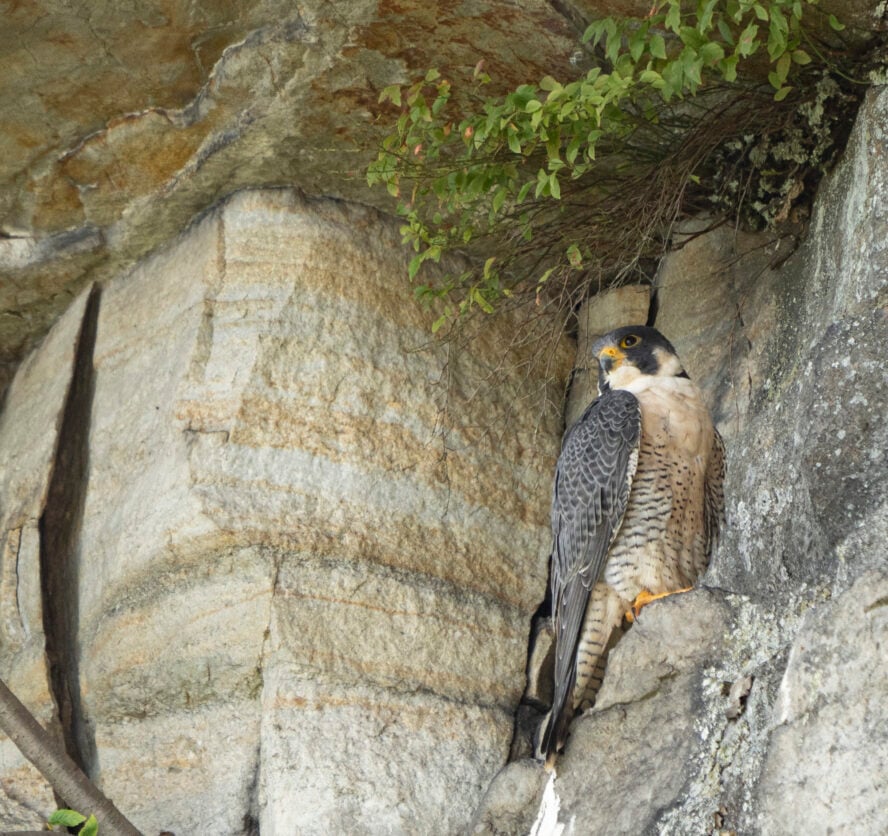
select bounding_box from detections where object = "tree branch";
[0,678,142,836]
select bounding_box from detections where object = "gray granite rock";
[552,592,731,836]
[758,571,888,834]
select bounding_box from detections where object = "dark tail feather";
[537,640,613,764]
[537,673,576,765]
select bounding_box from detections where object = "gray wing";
[539,388,641,759]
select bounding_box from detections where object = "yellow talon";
[625,586,693,622]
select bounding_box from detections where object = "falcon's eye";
[620,334,641,349]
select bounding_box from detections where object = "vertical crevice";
[38,283,101,782]
[646,285,659,327]
[507,590,555,762]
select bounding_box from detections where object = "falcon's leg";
[625,586,693,622]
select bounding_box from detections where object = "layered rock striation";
[1,3,886,827]
[0,190,571,833]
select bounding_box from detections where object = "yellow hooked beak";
[598,345,625,372]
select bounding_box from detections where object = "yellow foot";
[625,587,693,622]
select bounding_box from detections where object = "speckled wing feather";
[540,388,641,759]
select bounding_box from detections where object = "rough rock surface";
[1,3,886,831]
[471,85,888,834]
[552,592,732,835]
[0,0,595,395]
[758,571,888,833]
[0,288,92,829]
[468,759,551,836]
[1,0,882,397]
[0,189,571,833]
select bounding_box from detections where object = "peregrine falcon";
[538,325,725,764]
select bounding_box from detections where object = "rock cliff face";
[0,3,886,834]
[0,0,592,396]
[472,85,888,836]
[1,0,881,396]
[0,190,571,832]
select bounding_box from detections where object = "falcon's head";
[592,325,687,394]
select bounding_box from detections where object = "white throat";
[602,348,686,394]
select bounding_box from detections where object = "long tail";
[537,588,619,765]
[538,670,576,767]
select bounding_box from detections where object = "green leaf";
[49,810,88,827]
[604,23,622,62]
[379,85,401,106]
[534,168,548,199]
[431,314,448,334]
[775,50,792,85]
[699,41,725,64]
[699,0,719,32]
[767,11,789,58]
[549,173,561,200]
[665,2,682,32]
[828,13,846,31]
[752,3,769,21]
[639,68,664,87]
[771,7,789,35]
[507,130,522,154]
[720,54,740,82]
[525,98,542,112]
[679,26,708,50]
[774,84,793,101]
[682,49,704,89]
[566,136,582,164]
[583,19,608,46]
[737,21,759,57]
[650,33,667,60]
[717,18,736,46]
[792,48,812,64]
[492,186,508,214]
[566,243,582,267]
[81,815,99,836]
[408,254,423,280]
[471,287,496,314]
[628,23,650,63]
[540,75,561,91]
[661,59,685,100]
[424,68,441,82]
[537,266,556,285]
[431,90,450,115]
